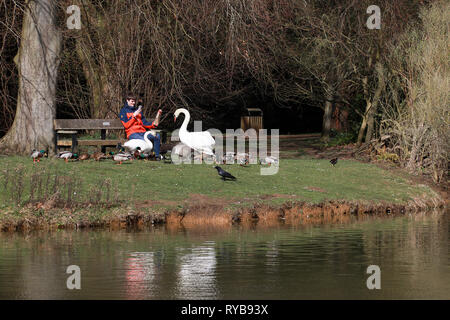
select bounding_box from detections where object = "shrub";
[380,1,449,182]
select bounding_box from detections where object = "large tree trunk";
[0,0,61,155]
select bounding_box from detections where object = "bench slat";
[57,130,78,134]
[57,139,126,147]
[54,119,125,130]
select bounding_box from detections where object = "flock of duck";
[31,148,279,166]
[29,108,283,180]
[30,147,280,181]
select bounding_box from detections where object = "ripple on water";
[0,211,448,299]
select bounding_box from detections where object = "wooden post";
[71,133,78,153]
[54,132,58,155]
[101,129,106,153]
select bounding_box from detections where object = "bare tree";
[0,0,61,154]
[380,0,449,182]
[0,0,23,137]
[351,0,426,145]
[278,2,357,141]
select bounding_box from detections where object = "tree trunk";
[365,107,376,143]
[357,101,370,145]
[321,97,333,142]
[75,5,116,120]
[76,38,106,119]
[365,63,385,143]
[0,0,61,155]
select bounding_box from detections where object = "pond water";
[0,211,448,299]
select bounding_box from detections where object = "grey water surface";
[0,211,448,299]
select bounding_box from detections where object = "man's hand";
[154,109,162,126]
[133,105,142,117]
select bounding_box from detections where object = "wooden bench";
[54,119,167,153]
[54,119,124,153]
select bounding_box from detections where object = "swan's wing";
[182,132,215,149]
[201,132,216,146]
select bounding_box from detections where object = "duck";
[171,142,192,161]
[56,150,70,157]
[57,151,77,162]
[265,156,278,166]
[239,157,249,167]
[113,152,132,165]
[236,152,249,166]
[162,150,172,163]
[133,147,142,159]
[116,145,142,161]
[214,155,225,165]
[31,149,46,163]
[157,143,174,163]
[92,151,107,161]
[78,153,90,161]
[123,131,153,153]
[330,158,338,166]
[259,156,278,166]
[174,108,215,158]
[225,152,236,164]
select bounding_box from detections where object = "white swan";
[123,131,153,153]
[174,108,215,156]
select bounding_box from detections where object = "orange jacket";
[119,104,157,138]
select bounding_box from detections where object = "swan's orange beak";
[173,116,177,123]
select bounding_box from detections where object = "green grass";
[0,155,436,211]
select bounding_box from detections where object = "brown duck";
[79,153,90,161]
[92,152,107,161]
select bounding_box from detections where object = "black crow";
[330,158,338,166]
[214,166,236,181]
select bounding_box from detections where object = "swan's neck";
[144,131,152,146]
[180,110,190,133]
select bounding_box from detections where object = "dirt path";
[278,134,358,160]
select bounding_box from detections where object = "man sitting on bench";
[119,93,163,159]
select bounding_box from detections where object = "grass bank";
[0,154,443,231]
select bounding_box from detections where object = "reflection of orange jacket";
[119,104,157,138]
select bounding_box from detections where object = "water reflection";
[176,243,218,299]
[0,211,448,299]
[125,252,156,299]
